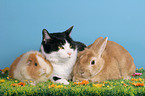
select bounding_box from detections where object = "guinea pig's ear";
[27,60,32,65]
[95,37,108,58]
[42,29,51,42]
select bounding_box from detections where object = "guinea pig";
[8,51,53,85]
[73,37,136,82]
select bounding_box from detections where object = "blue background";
[0,0,145,69]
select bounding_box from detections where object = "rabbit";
[72,37,136,82]
[8,51,53,85]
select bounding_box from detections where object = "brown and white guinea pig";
[72,37,136,82]
[8,51,53,85]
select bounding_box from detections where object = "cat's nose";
[67,52,72,56]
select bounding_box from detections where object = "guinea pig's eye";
[35,63,38,66]
[91,60,95,65]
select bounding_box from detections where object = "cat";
[40,26,86,84]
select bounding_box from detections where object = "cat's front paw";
[55,79,69,85]
[51,76,69,85]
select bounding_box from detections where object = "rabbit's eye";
[35,63,38,66]
[91,60,95,65]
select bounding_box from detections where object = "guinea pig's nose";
[43,68,46,72]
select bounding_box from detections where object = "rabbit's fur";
[73,37,136,82]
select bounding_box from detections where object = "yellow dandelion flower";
[0,80,5,83]
[139,68,142,70]
[2,69,6,72]
[107,85,109,88]
[5,67,9,70]
[55,85,63,88]
[93,84,97,87]
[24,80,28,82]
[30,81,33,83]
[121,81,124,84]
[7,77,9,79]
[48,84,57,88]
[102,84,105,86]
[15,80,18,83]
[138,78,143,81]
[136,68,138,71]
[93,84,103,87]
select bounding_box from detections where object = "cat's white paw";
[51,75,69,85]
[55,79,69,85]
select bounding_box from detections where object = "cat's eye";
[58,46,64,49]
[35,63,38,66]
[91,60,95,65]
[70,45,72,48]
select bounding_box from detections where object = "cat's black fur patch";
[53,76,61,81]
[41,26,86,53]
[75,41,87,51]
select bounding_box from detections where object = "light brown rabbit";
[9,51,53,85]
[73,37,136,82]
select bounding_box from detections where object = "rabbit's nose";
[80,71,85,76]
[81,72,84,74]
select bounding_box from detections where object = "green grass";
[0,68,145,96]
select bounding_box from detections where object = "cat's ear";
[42,29,51,41]
[65,26,74,36]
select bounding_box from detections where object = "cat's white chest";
[50,49,77,80]
[41,44,78,80]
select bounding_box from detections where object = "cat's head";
[40,26,77,60]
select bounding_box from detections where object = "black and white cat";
[40,26,86,84]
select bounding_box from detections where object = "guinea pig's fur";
[9,51,53,85]
[73,37,136,82]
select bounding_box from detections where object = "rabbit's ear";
[89,37,103,49]
[95,37,108,58]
